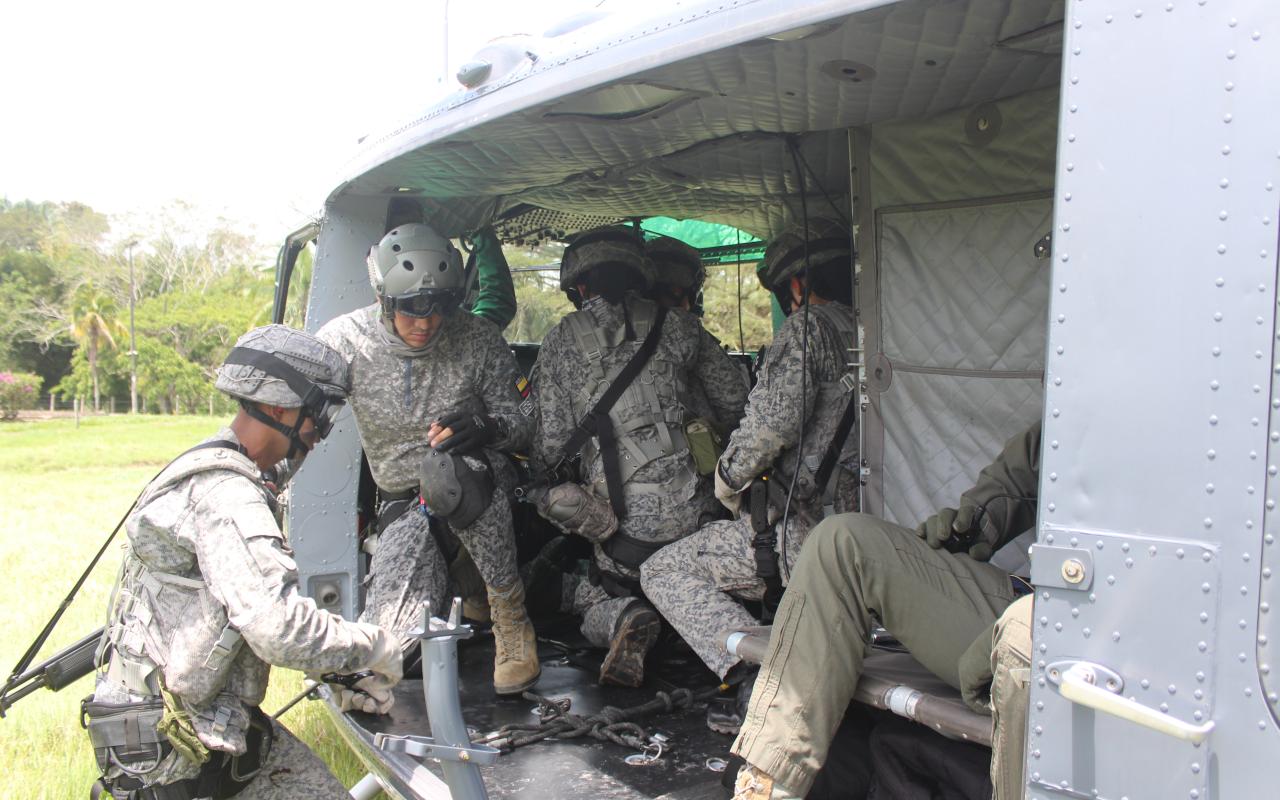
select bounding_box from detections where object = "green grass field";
[0,415,373,799]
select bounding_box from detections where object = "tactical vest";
[564,298,697,503]
[101,445,272,753]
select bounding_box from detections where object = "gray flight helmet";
[369,223,466,320]
[646,234,705,292]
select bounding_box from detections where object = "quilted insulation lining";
[879,371,1044,526]
[879,196,1052,371]
[343,0,1064,239]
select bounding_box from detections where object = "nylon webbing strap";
[810,378,859,498]
[559,305,669,520]
[749,478,783,621]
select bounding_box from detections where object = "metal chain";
[475,686,722,753]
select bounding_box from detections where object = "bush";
[0,371,42,420]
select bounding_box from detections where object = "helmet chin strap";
[241,401,312,460]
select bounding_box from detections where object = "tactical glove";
[916,505,978,550]
[330,680,396,715]
[434,411,500,454]
[714,463,746,516]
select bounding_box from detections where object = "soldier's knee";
[805,513,897,564]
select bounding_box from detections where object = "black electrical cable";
[735,228,745,353]
[792,140,853,231]
[778,139,815,580]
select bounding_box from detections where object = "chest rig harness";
[750,304,861,617]
[86,441,276,800]
[557,300,701,593]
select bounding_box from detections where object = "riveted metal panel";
[286,194,388,621]
[1033,1,1280,798]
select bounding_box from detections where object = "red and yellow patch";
[516,376,531,399]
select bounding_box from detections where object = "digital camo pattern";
[361,455,521,639]
[317,304,534,493]
[687,326,749,436]
[531,293,746,637]
[641,516,806,678]
[99,429,393,786]
[643,302,860,677]
[234,718,350,800]
[566,574,639,647]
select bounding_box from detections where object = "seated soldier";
[317,222,540,696]
[641,217,860,734]
[728,423,1040,800]
[645,233,747,440]
[530,225,748,686]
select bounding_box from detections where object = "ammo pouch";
[684,418,724,476]
[82,694,170,778]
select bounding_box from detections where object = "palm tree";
[68,285,127,412]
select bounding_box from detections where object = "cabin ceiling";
[343,0,1063,240]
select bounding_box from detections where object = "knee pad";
[419,449,495,530]
[537,482,618,543]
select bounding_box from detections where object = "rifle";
[512,458,579,503]
[0,627,104,717]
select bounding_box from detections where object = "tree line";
[0,198,775,419]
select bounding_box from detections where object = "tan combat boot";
[599,601,662,687]
[487,581,541,695]
[731,764,800,800]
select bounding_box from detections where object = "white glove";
[331,679,395,715]
[326,623,404,715]
[714,463,745,516]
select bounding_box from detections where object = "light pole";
[125,240,139,414]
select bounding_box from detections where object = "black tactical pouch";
[81,694,170,778]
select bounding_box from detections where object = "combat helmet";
[560,225,654,300]
[646,234,705,314]
[216,324,349,458]
[368,223,466,319]
[758,217,852,291]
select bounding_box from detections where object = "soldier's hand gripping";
[330,624,404,715]
[714,463,746,516]
[916,505,978,551]
[431,411,500,454]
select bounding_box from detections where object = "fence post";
[74,397,80,428]
[49,394,54,412]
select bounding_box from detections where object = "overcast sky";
[0,0,607,243]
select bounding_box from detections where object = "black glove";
[435,411,500,454]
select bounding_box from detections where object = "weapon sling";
[1,439,245,715]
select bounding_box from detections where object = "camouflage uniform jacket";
[718,301,860,528]
[533,294,748,543]
[99,429,386,778]
[317,305,534,493]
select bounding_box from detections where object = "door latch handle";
[1047,660,1214,744]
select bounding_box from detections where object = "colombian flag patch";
[516,376,531,399]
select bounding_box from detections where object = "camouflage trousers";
[990,595,1033,800]
[565,568,637,648]
[360,453,521,639]
[225,718,349,799]
[730,514,1015,796]
[640,515,809,679]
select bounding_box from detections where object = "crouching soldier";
[317,222,540,696]
[530,225,748,686]
[641,217,860,734]
[86,325,403,800]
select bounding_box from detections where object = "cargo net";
[492,206,624,246]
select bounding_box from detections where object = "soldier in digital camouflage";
[88,325,403,800]
[641,218,861,734]
[317,222,540,696]
[530,225,748,686]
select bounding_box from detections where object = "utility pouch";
[81,694,170,777]
[684,418,724,476]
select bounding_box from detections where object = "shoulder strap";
[559,305,669,519]
[3,440,251,696]
[811,375,859,496]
